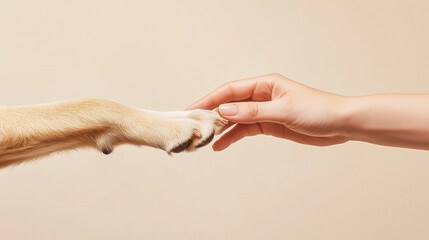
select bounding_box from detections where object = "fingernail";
[219,104,238,116]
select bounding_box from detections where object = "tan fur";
[0,99,226,168]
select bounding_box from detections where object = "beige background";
[1,0,429,239]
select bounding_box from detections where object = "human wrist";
[336,95,372,142]
[330,95,359,141]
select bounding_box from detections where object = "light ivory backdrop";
[1,0,428,239]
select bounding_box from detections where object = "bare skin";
[188,73,429,151]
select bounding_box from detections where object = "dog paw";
[165,110,227,154]
[105,108,227,155]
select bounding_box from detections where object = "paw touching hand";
[167,110,227,154]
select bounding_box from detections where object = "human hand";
[187,73,349,151]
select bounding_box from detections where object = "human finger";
[187,74,277,110]
[212,124,263,151]
[218,100,285,124]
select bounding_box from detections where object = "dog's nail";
[196,131,215,148]
[194,129,202,138]
[215,118,228,127]
[171,138,193,153]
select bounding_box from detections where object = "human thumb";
[218,101,283,123]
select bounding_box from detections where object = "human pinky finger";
[212,124,263,151]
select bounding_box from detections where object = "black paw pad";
[196,132,215,148]
[171,138,193,153]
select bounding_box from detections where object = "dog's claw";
[165,109,225,154]
[196,132,215,148]
[171,138,193,153]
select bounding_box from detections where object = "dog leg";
[0,99,226,168]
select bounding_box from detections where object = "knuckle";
[268,73,284,79]
[247,102,259,118]
[219,83,236,99]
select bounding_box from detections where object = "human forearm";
[188,74,429,151]
[342,94,429,150]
